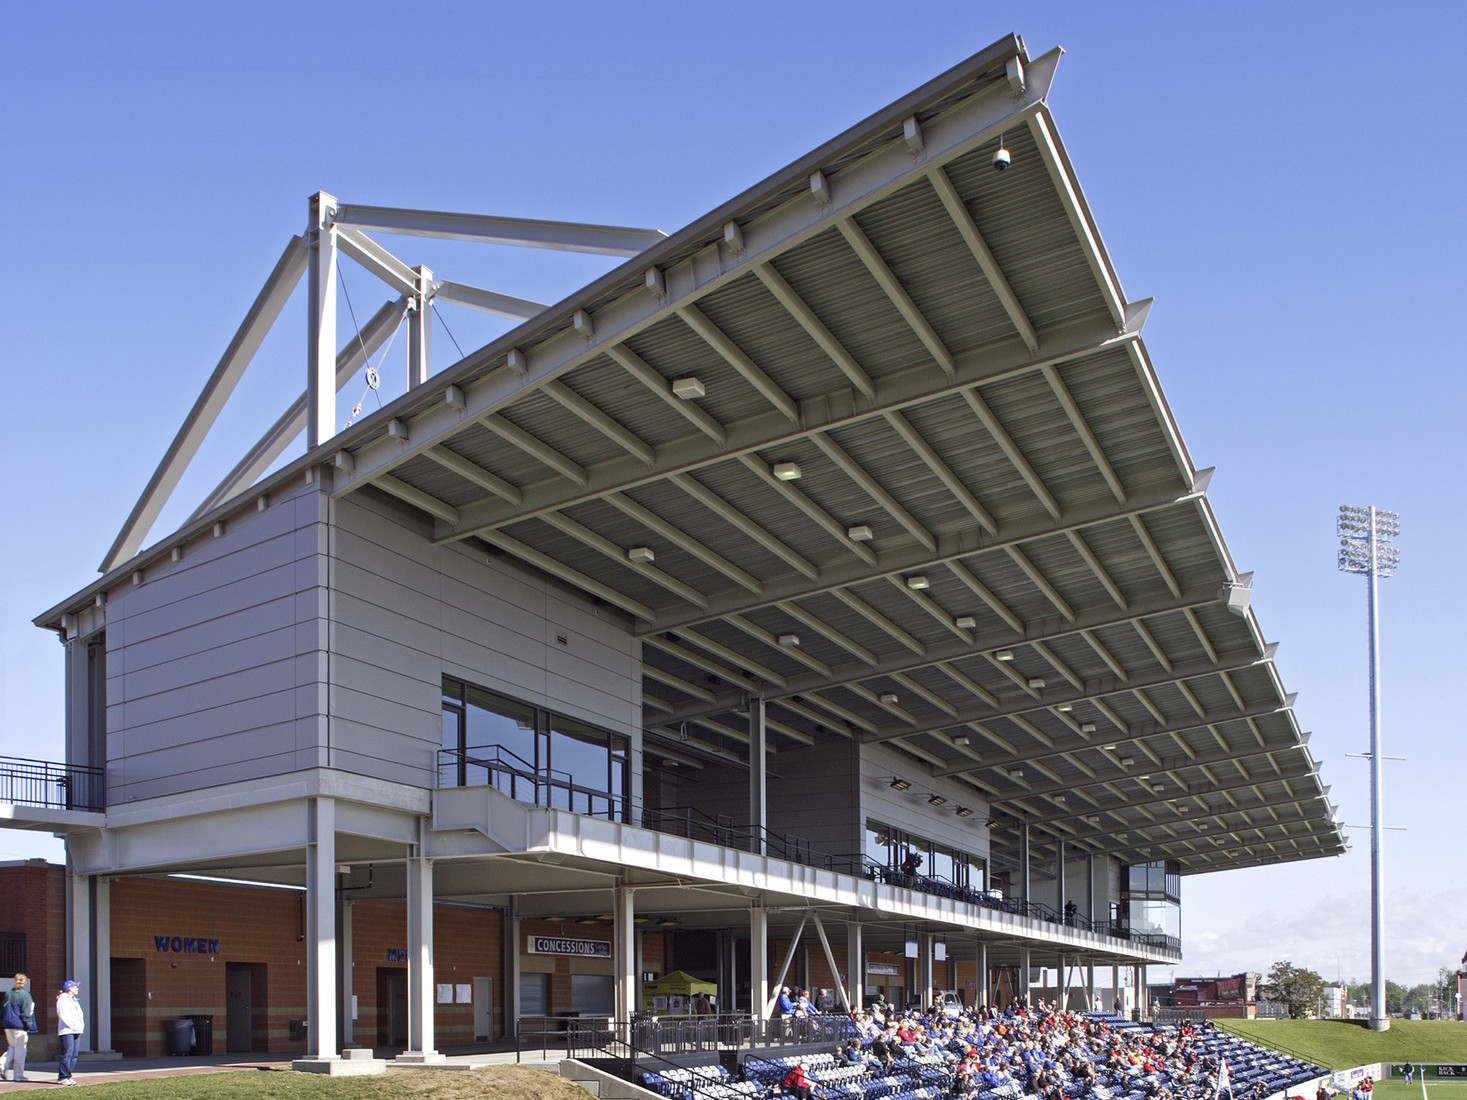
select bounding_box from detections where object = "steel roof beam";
[604,493,761,595]
[434,281,546,322]
[420,305,1147,541]
[928,166,1038,354]
[838,217,955,376]
[859,643,1278,748]
[606,345,727,445]
[671,473,817,582]
[644,469,1203,637]
[754,264,875,399]
[540,379,656,466]
[540,511,706,607]
[102,236,309,571]
[192,295,408,520]
[659,578,1227,728]
[334,204,666,256]
[679,305,798,422]
[326,54,1066,511]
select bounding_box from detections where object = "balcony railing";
[0,757,104,812]
[436,749,1179,956]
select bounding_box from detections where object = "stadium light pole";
[1337,504,1400,1032]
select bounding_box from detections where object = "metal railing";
[439,747,631,822]
[0,757,104,812]
[436,753,1179,957]
[566,1012,856,1059]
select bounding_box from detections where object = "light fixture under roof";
[1054,795,1066,804]
[1009,768,1024,779]
[953,735,970,747]
[1120,757,1135,767]
[847,524,873,541]
[1027,677,1045,689]
[889,777,911,791]
[906,575,930,590]
[778,633,800,647]
[954,615,977,630]
[879,692,899,705]
[927,794,947,806]
[772,461,801,481]
[1080,722,1097,734]
[628,546,655,564]
[1056,702,1073,712]
[994,650,1014,661]
[1178,805,1190,813]
[656,916,681,928]
[671,377,705,399]
[954,806,974,818]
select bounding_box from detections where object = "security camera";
[993,145,1011,171]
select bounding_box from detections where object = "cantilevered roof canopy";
[47,34,1346,879]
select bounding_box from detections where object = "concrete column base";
[1367,1017,1391,1031]
[292,1057,387,1075]
[395,1051,447,1064]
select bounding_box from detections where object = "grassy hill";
[1215,1019,1467,1070]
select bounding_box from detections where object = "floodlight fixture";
[954,806,974,818]
[927,794,947,806]
[1336,503,1401,1032]
[889,777,911,791]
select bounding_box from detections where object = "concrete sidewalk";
[0,1045,569,1089]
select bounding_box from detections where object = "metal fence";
[0,757,104,811]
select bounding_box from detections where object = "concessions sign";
[529,936,611,957]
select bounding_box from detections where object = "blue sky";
[2,2,1462,989]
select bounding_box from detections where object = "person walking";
[1402,1065,1415,1086]
[56,980,84,1086]
[0,973,37,1082]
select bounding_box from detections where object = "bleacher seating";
[632,1008,1327,1100]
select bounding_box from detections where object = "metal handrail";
[0,757,104,812]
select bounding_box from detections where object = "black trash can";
[186,1014,214,1055]
[165,1018,195,1055]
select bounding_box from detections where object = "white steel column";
[64,869,103,1052]
[614,885,637,1021]
[400,848,442,1062]
[750,907,769,1021]
[1019,946,1031,1008]
[976,939,988,1008]
[94,875,112,1053]
[1056,952,1065,1010]
[303,797,337,1062]
[1019,823,1031,905]
[1086,963,1096,1012]
[307,191,339,449]
[408,264,433,388]
[848,921,864,1009]
[1112,965,1120,1013]
[341,901,354,1047]
[1055,839,1066,915]
[748,697,767,854]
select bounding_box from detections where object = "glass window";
[549,713,611,811]
[1129,864,1149,891]
[865,822,892,867]
[466,687,538,773]
[928,844,955,884]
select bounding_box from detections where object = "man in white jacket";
[55,980,84,1086]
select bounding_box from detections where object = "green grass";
[1213,1019,1467,1071]
[1371,1085,1467,1100]
[65,1065,593,1100]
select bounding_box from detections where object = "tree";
[1262,960,1326,1019]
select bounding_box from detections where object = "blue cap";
[62,980,79,993]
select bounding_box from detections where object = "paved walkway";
[0,1045,570,1090]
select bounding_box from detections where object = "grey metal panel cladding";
[765,741,860,854]
[329,492,642,787]
[105,483,325,802]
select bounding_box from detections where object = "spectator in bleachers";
[782,1063,813,1100]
